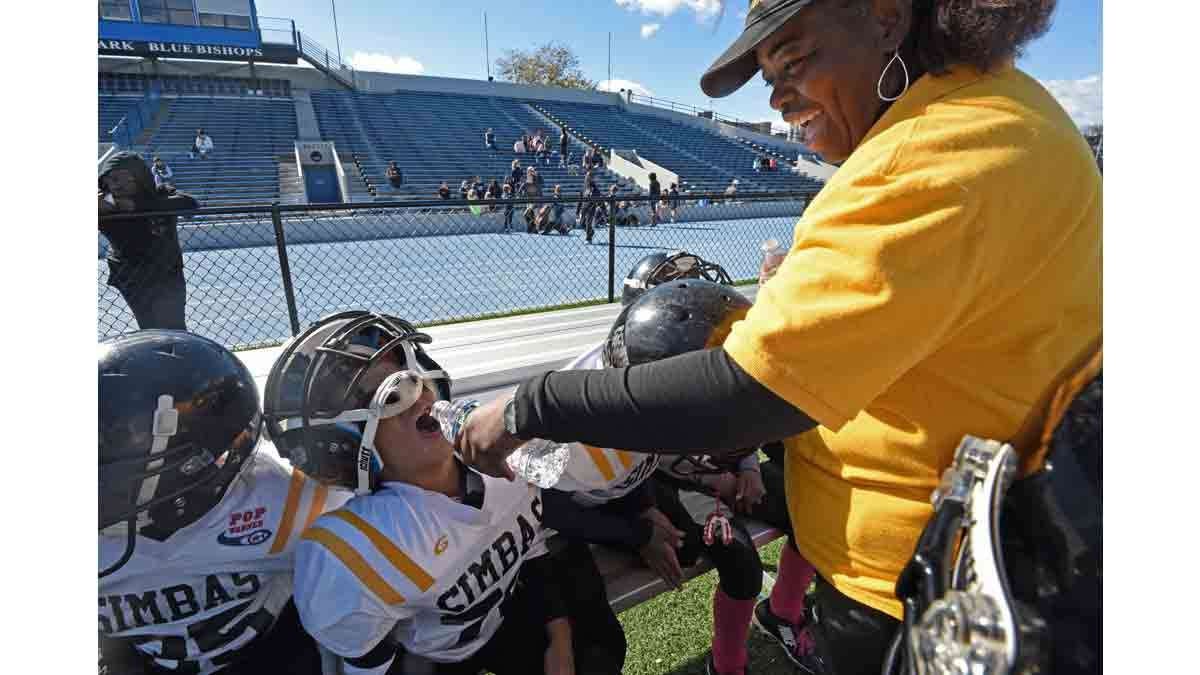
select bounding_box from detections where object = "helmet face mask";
[620,250,734,307]
[99,330,262,577]
[263,311,451,495]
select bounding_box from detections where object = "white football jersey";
[293,471,548,666]
[98,443,350,674]
[551,342,659,507]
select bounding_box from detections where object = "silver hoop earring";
[877,51,910,102]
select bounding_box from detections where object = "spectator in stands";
[559,124,569,158]
[484,127,496,151]
[98,151,196,331]
[582,167,594,189]
[526,166,544,195]
[150,156,174,189]
[473,175,487,198]
[562,150,575,171]
[548,185,569,234]
[578,181,601,244]
[501,183,515,232]
[668,183,681,222]
[513,136,526,154]
[724,179,739,201]
[437,181,451,199]
[648,172,662,226]
[454,2,1100,673]
[191,128,213,160]
[510,159,523,187]
[487,178,501,202]
[386,161,404,189]
[753,156,762,173]
[459,179,470,200]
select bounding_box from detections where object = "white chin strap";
[325,369,433,495]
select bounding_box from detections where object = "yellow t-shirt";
[723,63,1102,619]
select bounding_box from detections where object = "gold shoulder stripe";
[301,483,331,533]
[269,468,308,554]
[615,450,636,471]
[582,444,616,482]
[302,527,406,605]
[329,510,436,592]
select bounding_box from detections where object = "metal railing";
[296,31,355,89]
[626,92,790,137]
[98,191,817,350]
[108,80,162,148]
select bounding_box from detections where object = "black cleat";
[753,599,827,673]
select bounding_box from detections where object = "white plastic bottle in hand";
[431,398,570,489]
[759,239,786,285]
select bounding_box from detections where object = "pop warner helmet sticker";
[218,507,273,546]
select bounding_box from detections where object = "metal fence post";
[271,203,302,336]
[607,206,617,303]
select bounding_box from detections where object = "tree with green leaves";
[495,42,595,90]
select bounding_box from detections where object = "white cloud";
[598,78,656,97]
[640,23,662,39]
[348,51,425,75]
[1040,74,1102,127]
[616,0,723,21]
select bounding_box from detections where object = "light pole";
[330,0,343,64]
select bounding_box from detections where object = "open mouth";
[415,405,441,436]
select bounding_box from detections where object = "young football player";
[264,311,623,675]
[545,279,785,675]
[99,330,351,674]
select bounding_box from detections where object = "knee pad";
[711,522,763,600]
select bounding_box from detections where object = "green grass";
[617,538,800,675]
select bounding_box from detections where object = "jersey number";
[440,576,518,650]
[159,600,276,673]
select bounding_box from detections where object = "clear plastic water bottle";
[431,398,570,489]
[759,238,786,285]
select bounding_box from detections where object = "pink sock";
[712,587,754,675]
[770,543,817,625]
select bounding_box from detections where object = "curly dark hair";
[905,0,1057,75]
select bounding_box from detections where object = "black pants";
[110,264,187,331]
[503,208,514,228]
[424,546,625,675]
[648,478,763,601]
[805,575,900,675]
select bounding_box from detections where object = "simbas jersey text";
[99,572,261,634]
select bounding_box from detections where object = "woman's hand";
[544,618,575,675]
[454,396,520,481]
[734,470,766,515]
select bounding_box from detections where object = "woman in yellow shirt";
[456,1,1100,673]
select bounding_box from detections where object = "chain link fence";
[98,191,817,350]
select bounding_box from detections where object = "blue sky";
[254,0,1102,127]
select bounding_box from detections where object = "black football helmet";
[99,330,262,577]
[604,279,755,475]
[620,250,733,306]
[262,311,451,496]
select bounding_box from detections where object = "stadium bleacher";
[310,89,622,200]
[535,100,822,194]
[140,97,298,208]
[100,71,819,207]
[99,95,136,143]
